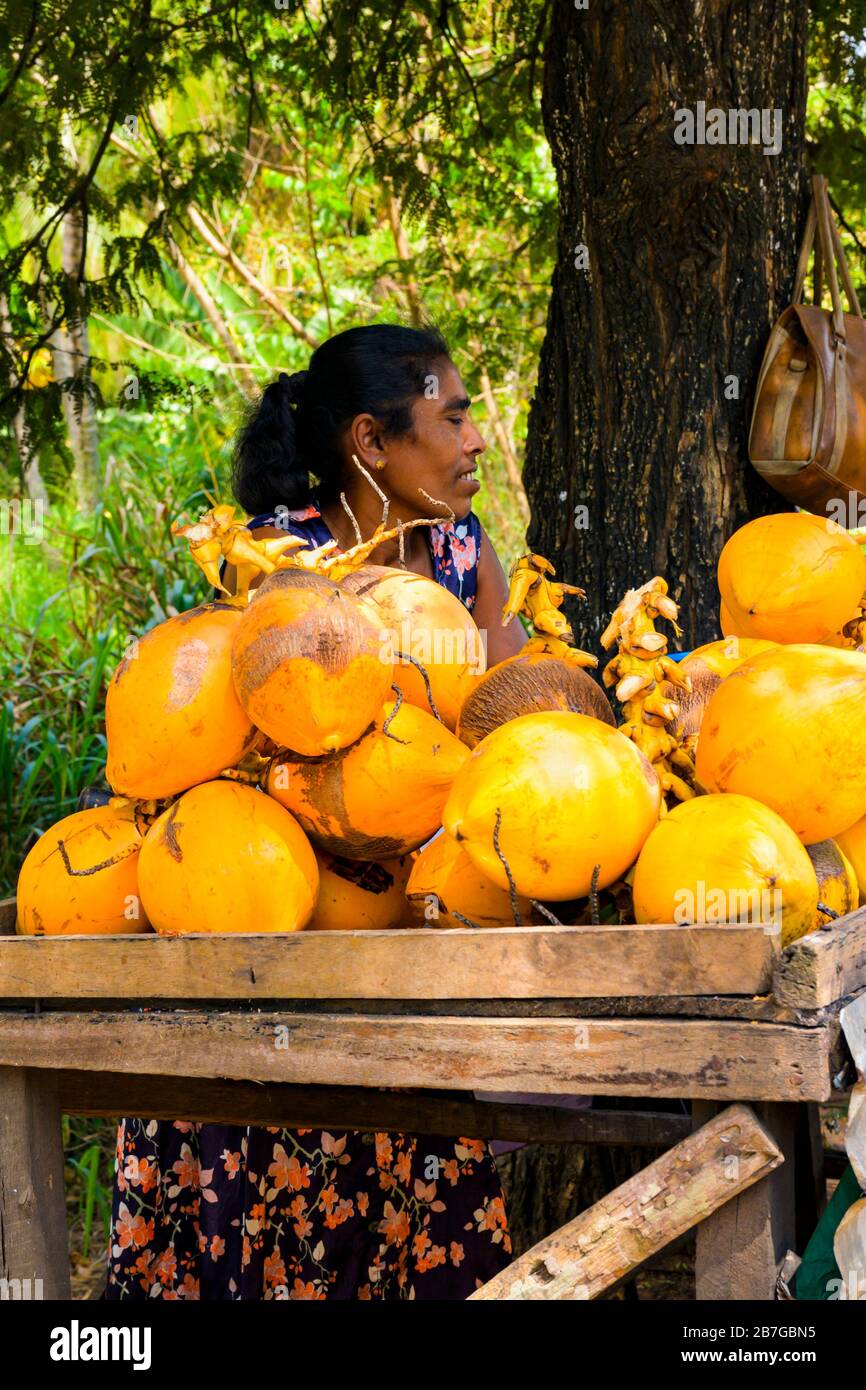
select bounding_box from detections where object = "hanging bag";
[749,175,866,514]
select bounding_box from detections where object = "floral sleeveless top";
[245,495,482,610]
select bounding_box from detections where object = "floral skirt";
[105,1120,512,1300]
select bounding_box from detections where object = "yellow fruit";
[633,793,818,946]
[805,839,858,928]
[718,513,866,644]
[231,569,394,755]
[456,651,614,749]
[309,850,413,930]
[16,806,150,935]
[720,601,737,637]
[443,712,660,901]
[106,603,256,799]
[835,816,866,906]
[406,831,533,928]
[696,644,866,842]
[340,565,486,730]
[267,696,469,859]
[138,781,318,934]
[669,637,777,752]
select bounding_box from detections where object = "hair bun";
[278,370,309,407]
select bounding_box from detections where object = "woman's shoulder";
[246,498,333,548]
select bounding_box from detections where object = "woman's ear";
[350,412,385,465]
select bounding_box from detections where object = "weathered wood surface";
[0,917,779,1000]
[0,900,13,934]
[469,1104,783,1300]
[0,1066,70,1299]
[774,909,866,1010]
[0,1009,836,1100]
[57,1070,692,1146]
[0,992,823,1023]
[693,1101,798,1301]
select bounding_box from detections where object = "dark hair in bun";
[232,323,450,515]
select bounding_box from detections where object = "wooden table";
[1,897,865,1301]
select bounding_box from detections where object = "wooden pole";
[0,1067,70,1299]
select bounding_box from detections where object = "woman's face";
[352,358,486,522]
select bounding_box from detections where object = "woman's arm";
[472,524,529,666]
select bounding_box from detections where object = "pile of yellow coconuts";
[14,505,866,947]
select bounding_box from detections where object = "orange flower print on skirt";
[105,1122,512,1300]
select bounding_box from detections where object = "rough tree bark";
[523,0,810,650]
[510,0,810,1267]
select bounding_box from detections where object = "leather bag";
[749,175,866,514]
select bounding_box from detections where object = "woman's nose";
[465,419,486,454]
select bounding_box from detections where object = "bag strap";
[825,184,863,318]
[814,175,846,339]
[792,175,862,329]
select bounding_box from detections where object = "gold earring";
[375,459,386,470]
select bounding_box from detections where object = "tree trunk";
[511,1,810,1262]
[523,0,810,650]
[54,205,101,512]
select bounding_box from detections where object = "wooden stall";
[1,896,865,1301]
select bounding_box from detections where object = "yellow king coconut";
[16,805,150,935]
[718,513,866,644]
[106,603,257,800]
[835,815,866,905]
[309,849,413,931]
[267,692,469,859]
[406,830,534,928]
[695,644,866,843]
[805,839,859,928]
[339,565,486,730]
[668,636,776,754]
[231,568,394,755]
[632,793,818,947]
[443,711,661,901]
[138,781,318,934]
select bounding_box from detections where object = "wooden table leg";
[693,1100,798,1301]
[794,1102,826,1250]
[0,1066,71,1299]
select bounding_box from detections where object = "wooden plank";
[4,991,824,1024]
[0,920,779,1001]
[57,1070,692,1146]
[0,1010,836,1101]
[469,1103,783,1300]
[0,1066,70,1299]
[774,908,866,1009]
[693,1101,798,1300]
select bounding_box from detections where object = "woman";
[105,323,527,1301]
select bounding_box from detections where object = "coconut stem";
[530,899,563,926]
[352,453,390,528]
[590,864,601,925]
[395,651,443,722]
[452,910,482,930]
[382,685,410,743]
[493,806,522,927]
[817,901,840,929]
[339,491,363,545]
[418,488,455,525]
[56,837,139,877]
